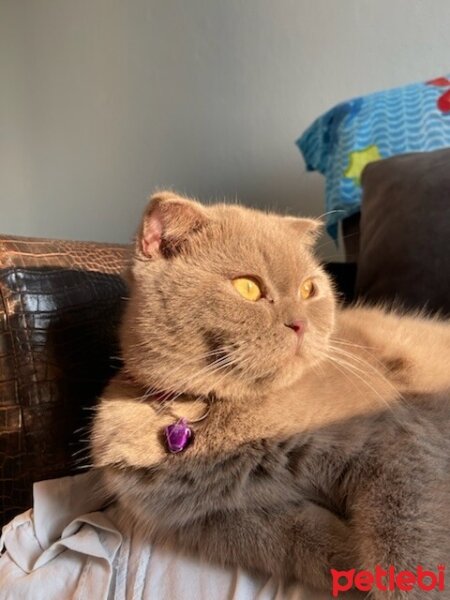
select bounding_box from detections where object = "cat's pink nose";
[285,320,306,337]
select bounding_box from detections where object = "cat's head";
[121,192,336,400]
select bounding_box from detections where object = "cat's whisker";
[72,426,90,435]
[72,452,92,466]
[328,344,388,375]
[327,348,392,393]
[128,344,244,403]
[169,348,252,395]
[202,354,255,398]
[315,209,347,222]
[149,348,251,413]
[331,338,395,373]
[328,343,407,406]
[325,353,407,428]
[326,353,393,414]
[121,357,214,404]
[73,463,95,471]
[172,348,254,398]
[71,444,91,457]
[331,337,376,351]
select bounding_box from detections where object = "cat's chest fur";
[174,393,447,524]
[99,374,443,519]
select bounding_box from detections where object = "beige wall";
[1,0,450,258]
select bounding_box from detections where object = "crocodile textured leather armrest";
[0,236,129,524]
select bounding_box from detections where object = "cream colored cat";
[91,192,450,599]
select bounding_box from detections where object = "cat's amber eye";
[232,277,262,302]
[300,278,315,300]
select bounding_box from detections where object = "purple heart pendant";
[164,418,192,453]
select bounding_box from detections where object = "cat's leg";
[338,307,450,393]
[349,455,447,600]
[125,495,359,594]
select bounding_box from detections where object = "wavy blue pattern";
[296,75,450,239]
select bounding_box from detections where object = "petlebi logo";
[331,565,446,597]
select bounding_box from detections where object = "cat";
[91,192,450,599]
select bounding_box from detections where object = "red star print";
[437,89,450,113]
[427,77,450,87]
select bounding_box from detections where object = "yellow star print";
[344,144,382,185]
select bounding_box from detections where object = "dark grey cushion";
[356,148,450,315]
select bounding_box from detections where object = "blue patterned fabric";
[296,75,450,239]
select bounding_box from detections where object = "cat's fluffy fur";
[91,192,450,599]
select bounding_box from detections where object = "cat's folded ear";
[136,191,210,259]
[283,216,322,246]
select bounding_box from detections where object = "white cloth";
[0,473,340,599]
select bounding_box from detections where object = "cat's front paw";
[91,399,171,469]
